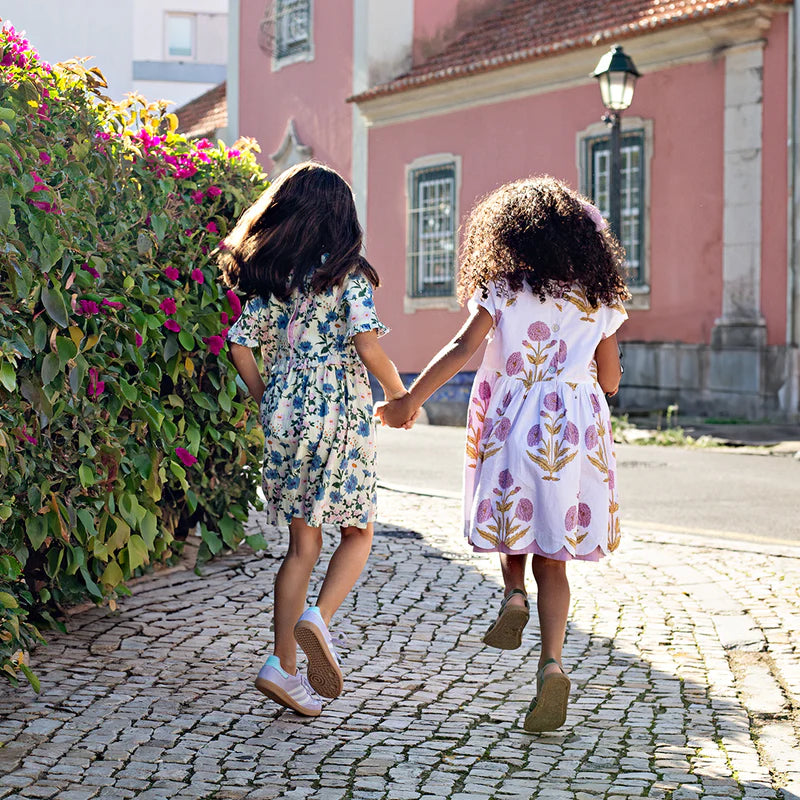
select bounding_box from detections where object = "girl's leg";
[531,555,570,675]
[274,517,323,673]
[500,553,528,606]
[316,523,374,625]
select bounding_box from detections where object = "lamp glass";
[602,71,635,111]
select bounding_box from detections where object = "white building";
[0,0,227,108]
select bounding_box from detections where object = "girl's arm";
[378,306,493,427]
[229,343,267,404]
[594,334,622,396]
[353,330,408,399]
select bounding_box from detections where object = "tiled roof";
[349,0,791,102]
[175,81,227,139]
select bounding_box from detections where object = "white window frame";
[272,0,314,71]
[165,12,196,61]
[404,154,462,313]
[577,117,653,311]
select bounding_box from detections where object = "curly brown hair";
[457,175,629,308]
[219,161,378,301]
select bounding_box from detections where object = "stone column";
[710,41,768,416]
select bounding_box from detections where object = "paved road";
[1,491,799,800]
[376,426,800,545]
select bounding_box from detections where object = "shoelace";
[299,672,321,700]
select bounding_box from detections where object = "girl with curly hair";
[377,175,628,732]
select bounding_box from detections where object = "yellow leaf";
[69,326,84,348]
[85,334,100,350]
[108,596,117,612]
[185,357,194,377]
[166,113,179,132]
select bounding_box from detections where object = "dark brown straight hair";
[219,161,379,301]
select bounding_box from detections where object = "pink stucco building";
[229,0,800,422]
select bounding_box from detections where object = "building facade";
[1,0,227,108]
[232,0,800,422]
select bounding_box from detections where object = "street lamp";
[592,45,640,242]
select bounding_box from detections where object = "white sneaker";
[294,606,344,699]
[254,655,322,716]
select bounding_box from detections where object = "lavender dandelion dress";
[464,281,627,560]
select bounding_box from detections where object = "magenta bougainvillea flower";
[81,262,100,279]
[29,200,61,214]
[164,320,181,333]
[203,335,225,355]
[190,268,205,284]
[220,311,229,326]
[225,290,242,320]
[135,332,143,347]
[164,266,179,281]
[196,139,212,150]
[101,299,123,310]
[175,447,198,467]
[79,299,100,316]
[207,185,222,197]
[206,221,218,234]
[159,297,177,315]
[191,189,204,204]
[39,151,51,165]
[87,368,105,400]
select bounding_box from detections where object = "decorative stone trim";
[269,119,313,177]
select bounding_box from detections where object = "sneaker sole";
[482,606,530,650]
[294,620,344,699]
[254,676,322,717]
[523,673,571,732]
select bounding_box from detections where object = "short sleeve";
[342,274,389,338]
[467,282,497,322]
[226,297,268,347]
[599,300,628,339]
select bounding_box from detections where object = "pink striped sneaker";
[254,655,322,717]
[294,607,344,699]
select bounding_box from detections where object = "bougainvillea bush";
[0,22,268,689]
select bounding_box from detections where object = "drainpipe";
[226,0,240,143]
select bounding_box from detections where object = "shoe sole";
[294,620,344,699]
[254,677,322,717]
[523,673,571,732]
[482,606,530,650]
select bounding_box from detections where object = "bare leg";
[499,553,528,607]
[316,523,374,626]
[273,517,322,673]
[531,555,570,677]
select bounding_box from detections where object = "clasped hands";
[374,391,420,429]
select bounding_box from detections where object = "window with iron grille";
[407,163,457,298]
[275,0,312,62]
[584,130,646,286]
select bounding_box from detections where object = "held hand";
[374,396,416,429]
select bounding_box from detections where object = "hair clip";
[581,202,608,232]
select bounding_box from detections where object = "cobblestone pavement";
[1,489,799,800]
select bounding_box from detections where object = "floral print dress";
[465,281,627,560]
[226,273,387,529]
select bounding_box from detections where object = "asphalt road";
[376,424,800,546]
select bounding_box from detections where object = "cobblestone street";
[1,489,799,800]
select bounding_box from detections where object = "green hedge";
[0,23,267,690]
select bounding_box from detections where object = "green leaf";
[78,463,94,488]
[178,330,195,350]
[33,318,48,352]
[79,566,103,598]
[56,336,78,368]
[27,517,48,550]
[0,190,11,230]
[245,533,268,551]
[41,284,69,328]
[100,560,123,587]
[151,214,168,241]
[200,525,223,555]
[41,352,60,385]
[0,505,12,521]
[119,379,138,403]
[140,512,158,548]
[0,362,16,392]
[164,334,179,363]
[126,534,149,571]
[0,591,19,609]
[19,664,40,694]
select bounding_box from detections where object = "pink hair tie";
[582,201,608,232]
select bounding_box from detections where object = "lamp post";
[592,45,640,242]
